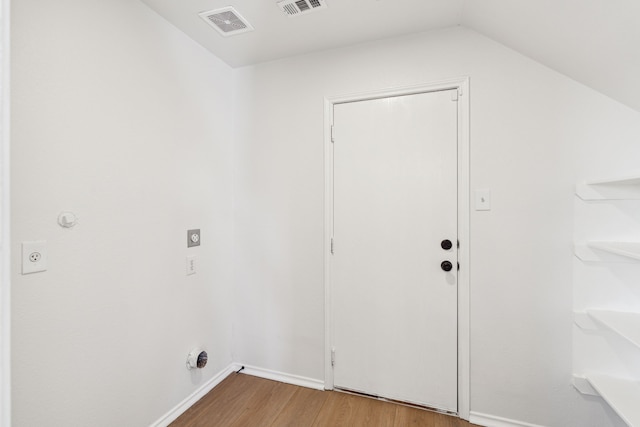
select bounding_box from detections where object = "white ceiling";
[140,0,464,67]
[463,0,640,112]
[141,0,640,112]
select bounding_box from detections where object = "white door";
[332,89,458,412]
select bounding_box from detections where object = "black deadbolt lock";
[441,239,453,250]
[441,261,453,272]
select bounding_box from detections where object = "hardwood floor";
[170,373,480,427]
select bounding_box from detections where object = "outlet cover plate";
[187,229,201,247]
[186,255,197,275]
[22,241,48,274]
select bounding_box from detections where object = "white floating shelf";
[588,374,640,427]
[589,176,640,185]
[576,175,640,200]
[590,242,640,260]
[575,242,640,262]
[587,310,640,349]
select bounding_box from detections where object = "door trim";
[0,0,10,425]
[323,77,470,420]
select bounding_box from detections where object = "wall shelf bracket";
[573,374,640,427]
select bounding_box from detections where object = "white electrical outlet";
[186,255,197,276]
[22,241,48,274]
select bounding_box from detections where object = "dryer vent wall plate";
[199,6,254,37]
[187,348,208,369]
[278,0,327,17]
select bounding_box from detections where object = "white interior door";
[332,89,458,412]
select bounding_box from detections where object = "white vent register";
[199,7,254,37]
[277,0,327,17]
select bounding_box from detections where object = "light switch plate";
[187,229,200,247]
[22,241,48,274]
[475,189,491,211]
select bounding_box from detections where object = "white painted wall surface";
[0,0,9,425]
[232,27,640,427]
[11,0,234,426]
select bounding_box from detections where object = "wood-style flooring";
[170,372,480,427]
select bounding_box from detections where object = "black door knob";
[441,261,453,272]
[441,239,453,250]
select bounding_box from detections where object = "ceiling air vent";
[198,6,254,37]
[277,0,327,17]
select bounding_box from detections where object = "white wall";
[11,4,640,425]
[232,27,640,427]
[11,0,234,426]
[0,0,10,425]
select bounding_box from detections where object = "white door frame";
[0,0,10,425]
[323,77,470,420]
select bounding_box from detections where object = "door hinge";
[451,90,459,102]
[330,237,334,255]
[331,348,335,367]
[331,125,335,143]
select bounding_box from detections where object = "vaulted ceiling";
[141,0,640,112]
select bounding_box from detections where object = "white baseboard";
[235,363,325,391]
[151,364,236,427]
[469,412,547,427]
[151,365,544,427]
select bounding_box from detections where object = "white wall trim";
[235,363,325,391]
[323,77,471,420]
[0,0,10,425]
[150,364,236,427]
[323,91,334,391]
[456,77,471,421]
[469,412,547,427]
[151,363,325,427]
